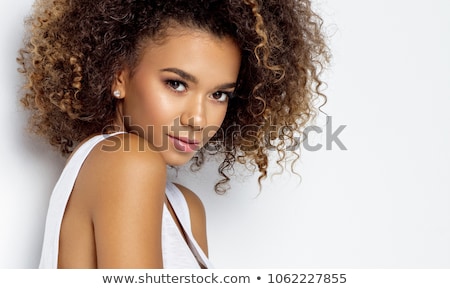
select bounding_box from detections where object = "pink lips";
[168,135,200,153]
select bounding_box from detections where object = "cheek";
[126,82,173,127]
[143,94,172,124]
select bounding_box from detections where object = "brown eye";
[211,91,230,102]
[167,80,187,92]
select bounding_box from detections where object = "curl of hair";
[18,0,330,193]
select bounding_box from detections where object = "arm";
[174,184,209,257]
[80,133,167,268]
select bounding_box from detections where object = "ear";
[111,69,129,99]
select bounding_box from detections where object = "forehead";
[131,24,239,68]
[131,25,241,82]
[143,22,233,48]
[138,25,239,63]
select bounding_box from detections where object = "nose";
[180,94,207,131]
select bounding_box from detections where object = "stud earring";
[113,90,122,98]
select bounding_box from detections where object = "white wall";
[1,0,449,269]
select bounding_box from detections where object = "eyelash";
[211,91,234,102]
[165,79,233,103]
[166,80,187,93]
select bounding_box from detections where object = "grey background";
[1,0,449,268]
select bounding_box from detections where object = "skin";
[57,25,241,268]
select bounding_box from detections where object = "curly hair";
[18,0,330,193]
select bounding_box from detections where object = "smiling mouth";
[167,135,200,153]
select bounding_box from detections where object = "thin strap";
[165,182,214,269]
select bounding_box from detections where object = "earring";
[113,90,122,98]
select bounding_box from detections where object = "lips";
[168,135,200,153]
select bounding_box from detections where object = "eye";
[166,80,187,93]
[211,91,232,102]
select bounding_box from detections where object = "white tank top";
[38,133,213,269]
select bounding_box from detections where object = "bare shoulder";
[174,183,208,256]
[90,132,164,163]
[74,133,168,268]
[77,133,167,197]
[83,133,166,178]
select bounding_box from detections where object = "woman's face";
[114,26,241,166]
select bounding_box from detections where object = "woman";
[18,0,329,268]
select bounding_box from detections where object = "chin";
[162,152,196,167]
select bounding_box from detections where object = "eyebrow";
[160,67,237,90]
[161,68,198,84]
